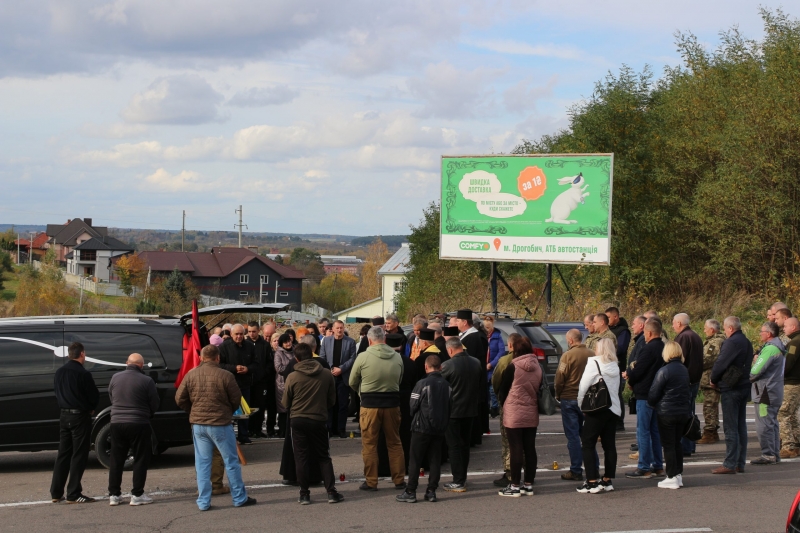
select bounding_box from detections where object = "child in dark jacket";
[396,354,451,503]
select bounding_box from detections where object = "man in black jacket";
[455,309,489,446]
[50,342,99,504]
[247,321,274,439]
[710,316,753,474]
[441,337,481,493]
[220,324,258,445]
[624,319,665,479]
[672,313,703,456]
[607,307,631,431]
[397,354,451,504]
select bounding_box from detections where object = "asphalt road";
[1,404,797,533]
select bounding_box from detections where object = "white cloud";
[503,76,557,114]
[227,85,298,107]
[472,39,585,60]
[121,74,225,125]
[407,62,504,119]
[80,122,149,139]
[143,168,203,192]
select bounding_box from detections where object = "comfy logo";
[459,241,490,251]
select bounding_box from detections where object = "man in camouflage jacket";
[697,319,726,444]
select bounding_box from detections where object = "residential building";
[45,218,109,264]
[13,232,49,262]
[139,247,305,308]
[319,255,363,275]
[66,236,134,281]
[334,243,409,321]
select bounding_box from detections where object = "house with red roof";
[14,232,49,261]
[138,247,305,309]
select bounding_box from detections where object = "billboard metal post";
[490,262,498,316]
[545,263,552,317]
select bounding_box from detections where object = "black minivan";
[0,303,287,468]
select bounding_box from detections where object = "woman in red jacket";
[497,336,542,497]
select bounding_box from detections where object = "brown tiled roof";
[138,247,304,279]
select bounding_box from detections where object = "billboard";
[440,154,613,265]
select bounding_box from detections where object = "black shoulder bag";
[581,360,611,413]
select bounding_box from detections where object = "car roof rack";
[0,314,175,325]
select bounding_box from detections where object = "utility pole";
[181,210,185,252]
[16,233,20,265]
[29,232,34,265]
[234,205,247,248]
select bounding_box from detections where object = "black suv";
[0,303,287,468]
[414,314,563,393]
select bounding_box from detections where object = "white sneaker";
[109,495,121,506]
[677,474,683,487]
[657,476,680,489]
[130,494,153,506]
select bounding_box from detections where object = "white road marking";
[590,529,713,533]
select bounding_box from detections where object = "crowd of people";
[47,303,800,509]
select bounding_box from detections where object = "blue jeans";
[720,386,749,470]
[636,400,663,471]
[192,424,248,510]
[561,400,585,474]
[681,383,700,454]
[488,383,499,411]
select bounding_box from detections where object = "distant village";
[11,217,409,322]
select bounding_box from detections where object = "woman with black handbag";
[576,338,620,494]
[647,341,691,489]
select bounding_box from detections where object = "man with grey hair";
[349,326,406,491]
[710,316,754,474]
[320,320,357,437]
[441,336,482,492]
[385,313,407,354]
[698,319,726,444]
[408,315,429,361]
[750,321,785,465]
[219,324,257,445]
[107,353,160,506]
[555,329,594,481]
[672,313,703,456]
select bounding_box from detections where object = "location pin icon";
[493,238,501,251]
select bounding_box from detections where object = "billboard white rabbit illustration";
[440,154,613,265]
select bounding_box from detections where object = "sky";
[0,1,791,236]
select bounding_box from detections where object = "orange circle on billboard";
[517,166,547,201]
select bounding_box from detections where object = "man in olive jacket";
[555,329,594,480]
[176,345,255,511]
[282,343,343,504]
[779,318,800,458]
[349,326,405,490]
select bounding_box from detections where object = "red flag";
[175,299,202,388]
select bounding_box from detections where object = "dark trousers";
[248,381,269,435]
[237,388,250,441]
[721,385,750,470]
[681,383,700,454]
[657,414,685,478]
[617,379,626,427]
[407,432,443,492]
[265,381,277,435]
[50,412,92,500]
[108,423,152,497]
[506,427,538,486]
[581,408,618,481]
[330,377,350,435]
[290,417,336,496]
[445,417,473,485]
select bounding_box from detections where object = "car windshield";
[516,324,559,350]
